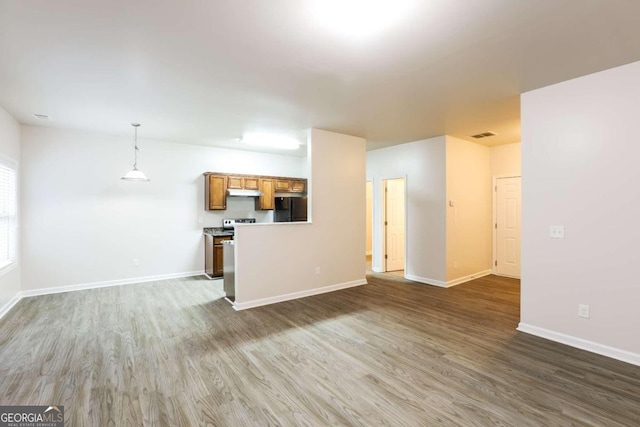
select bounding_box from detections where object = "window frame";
[0,155,18,276]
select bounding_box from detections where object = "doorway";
[493,176,521,278]
[384,178,405,273]
[366,181,373,270]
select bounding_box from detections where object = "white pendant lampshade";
[121,123,150,182]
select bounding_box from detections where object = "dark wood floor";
[1,274,639,426]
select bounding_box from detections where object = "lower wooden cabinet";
[205,234,229,279]
[213,243,224,277]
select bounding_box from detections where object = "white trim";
[0,292,22,320]
[20,270,205,298]
[404,274,447,287]
[517,323,640,367]
[232,278,367,311]
[371,267,384,273]
[492,175,522,278]
[446,270,492,287]
[0,270,206,320]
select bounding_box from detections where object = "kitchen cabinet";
[275,178,306,193]
[205,234,229,278]
[256,178,275,210]
[205,174,227,210]
[203,172,307,211]
[291,179,306,193]
[228,176,260,190]
[213,238,224,277]
[275,179,291,192]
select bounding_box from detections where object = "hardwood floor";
[1,274,639,426]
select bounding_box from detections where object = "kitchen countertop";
[203,227,233,236]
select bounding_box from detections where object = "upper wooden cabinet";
[291,179,306,193]
[256,178,275,210]
[275,178,306,193]
[228,175,260,190]
[275,179,290,192]
[205,174,227,210]
[203,172,307,211]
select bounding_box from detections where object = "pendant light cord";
[133,123,140,170]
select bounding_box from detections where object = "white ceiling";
[2,0,640,152]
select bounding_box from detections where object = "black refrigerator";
[274,196,308,222]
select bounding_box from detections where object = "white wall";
[490,142,521,177]
[366,136,447,284]
[234,129,366,308]
[0,107,21,311]
[521,60,640,364]
[20,126,306,291]
[445,136,492,282]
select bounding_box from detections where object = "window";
[0,156,17,273]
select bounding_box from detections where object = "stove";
[222,218,256,230]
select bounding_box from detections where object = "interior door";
[385,178,405,271]
[495,177,521,277]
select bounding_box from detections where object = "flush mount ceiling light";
[241,132,300,150]
[309,0,415,40]
[121,123,150,182]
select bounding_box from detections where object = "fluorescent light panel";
[310,0,415,40]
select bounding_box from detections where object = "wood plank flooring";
[1,274,639,426]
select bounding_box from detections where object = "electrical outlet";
[549,225,565,239]
[315,267,321,276]
[578,304,590,319]
[132,258,140,267]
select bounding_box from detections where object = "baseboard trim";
[517,323,640,367]
[371,267,384,273]
[446,269,492,287]
[404,274,447,287]
[0,270,206,320]
[233,278,367,311]
[0,293,22,320]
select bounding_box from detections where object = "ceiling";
[2,1,640,153]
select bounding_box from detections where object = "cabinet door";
[213,245,224,277]
[207,175,227,210]
[256,178,275,210]
[275,179,291,192]
[204,235,214,278]
[291,179,306,193]
[227,176,243,189]
[244,177,259,190]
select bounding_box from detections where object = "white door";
[495,177,521,278]
[385,178,405,271]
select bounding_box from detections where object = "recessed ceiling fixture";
[33,113,51,120]
[241,132,300,150]
[121,123,150,182]
[310,0,415,40]
[471,131,497,139]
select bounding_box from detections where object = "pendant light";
[121,123,150,181]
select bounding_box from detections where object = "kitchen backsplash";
[201,196,274,227]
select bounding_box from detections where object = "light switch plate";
[549,225,565,239]
[578,304,590,319]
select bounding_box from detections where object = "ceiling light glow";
[241,132,301,150]
[310,0,415,40]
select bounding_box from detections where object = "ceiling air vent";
[471,131,497,139]
[33,113,52,120]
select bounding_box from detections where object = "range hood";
[227,189,263,197]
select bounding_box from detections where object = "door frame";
[492,175,521,277]
[382,176,407,273]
